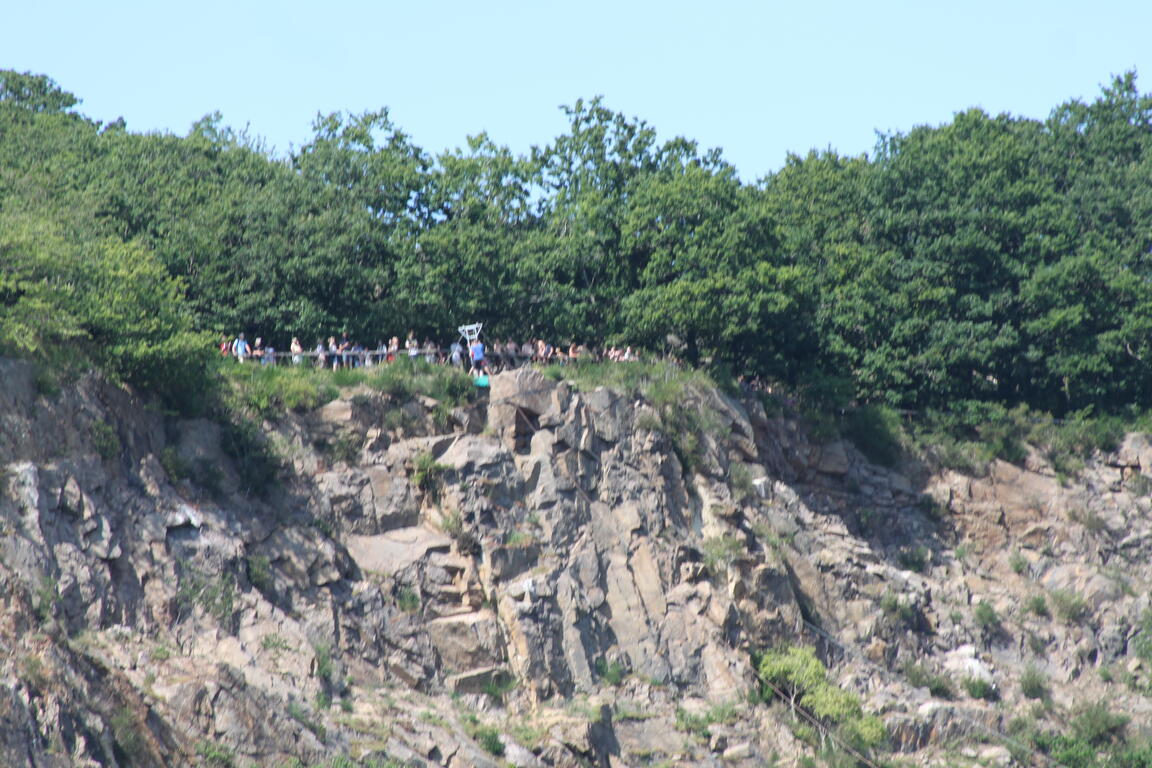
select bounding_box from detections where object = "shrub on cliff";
[0,210,214,411]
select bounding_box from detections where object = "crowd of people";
[217,330,645,374]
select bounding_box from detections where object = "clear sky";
[8,1,1152,180]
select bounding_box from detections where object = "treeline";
[2,69,1151,415]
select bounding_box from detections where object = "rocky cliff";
[2,358,1152,767]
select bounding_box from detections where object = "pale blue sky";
[8,1,1152,180]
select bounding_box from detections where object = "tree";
[0,70,79,113]
[392,134,539,336]
[757,646,827,717]
[529,98,661,339]
[0,208,212,409]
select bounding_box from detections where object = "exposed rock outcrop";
[3,356,1152,767]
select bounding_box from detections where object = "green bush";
[222,364,336,417]
[879,591,916,625]
[701,535,745,576]
[369,356,473,407]
[287,701,326,743]
[261,634,291,653]
[1026,595,1049,617]
[543,360,709,400]
[595,657,626,686]
[963,676,998,701]
[674,703,738,740]
[160,446,191,483]
[481,674,518,704]
[246,554,273,593]
[1069,702,1129,746]
[1020,663,1048,700]
[175,568,236,626]
[1049,589,1089,624]
[33,576,58,624]
[0,215,217,413]
[839,714,888,752]
[396,587,420,614]
[903,661,953,699]
[220,416,281,497]
[196,740,236,768]
[897,545,930,573]
[1030,408,1127,478]
[728,461,754,502]
[313,642,334,683]
[841,405,904,467]
[110,706,148,763]
[327,431,362,466]
[412,451,450,497]
[90,421,120,460]
[973,601,999,629]
[18,655,47,689]
[1132,610,1152,662]
[474,726,504,756]
[908,403,1028,474]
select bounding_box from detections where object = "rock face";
[3,355,1152,767]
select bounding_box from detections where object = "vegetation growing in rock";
[757,646,887,753]
[972,600,1000,630]
[1020,663,1049,701]
[879,591,916,626]
[481,673,518,705]
[896,545,930,573]
[595,656,627,686]
[246,554,273,593]
[395,587,420,614]
[1134,610,1152,662]
[674,702,739,741]
[903,661,954,700]
[962,676,998,701]
[1050,589,1091,624]
[287,701,327,743]
[1027,595,1051,618]
[110,706,149,764]
[196,740,237,768]
[461,712,504,756]
[175,568,237,626]
[701,534,745,577]
[412,452,450,497]
[32,576,58,624]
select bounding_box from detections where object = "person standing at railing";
[314,339,327,368]
[232,333,251,362]
[291,337,303,365]
[338,332,352,369]
[469,337,489,375]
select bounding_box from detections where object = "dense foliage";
[3,70,1151,416]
